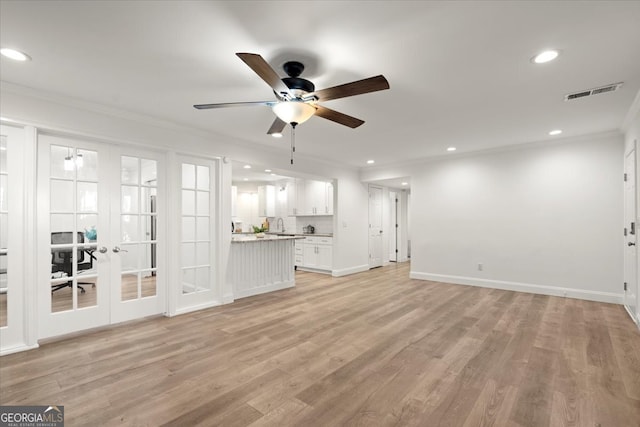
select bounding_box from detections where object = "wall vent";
[564,82,623,101]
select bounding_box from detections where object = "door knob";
[112,246,128,253]
[629,242,636,246]
[98,246,108,253]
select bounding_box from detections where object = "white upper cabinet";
[231,185,237,218]
[286,179,334,216]
[286,179,300,216]
[326,182,334,215]
[257,185,275,217]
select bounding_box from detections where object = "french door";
[38,134,166,339]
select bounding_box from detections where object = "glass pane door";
[110,150,165,323]
[38,135,110,339]
[0,124,28,352]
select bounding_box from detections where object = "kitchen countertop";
[265,232,334,238]
[231,234,306,243]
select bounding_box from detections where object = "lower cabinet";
[296,236,332,272]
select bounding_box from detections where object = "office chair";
[51,231,94,293]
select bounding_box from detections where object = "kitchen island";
[228,234,305,299]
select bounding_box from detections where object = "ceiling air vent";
[564,82,623,101]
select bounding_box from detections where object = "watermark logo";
[0,405,64,427]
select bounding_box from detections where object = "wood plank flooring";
[1,262,639,426]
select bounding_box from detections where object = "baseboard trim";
[174,300,222,316]
[222,292,235,305]
[409,271,624,304]
[332,264,370,277]
[1,342,39,356]
[624,304,640,330]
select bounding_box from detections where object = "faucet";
[276,217,285,232]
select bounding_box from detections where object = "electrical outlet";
[477,263,483,271]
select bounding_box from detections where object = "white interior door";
[369,185,383,268]
[38,135,110,338]
[38,135,165,339]
[0,125,27,352]
[624,147,637,322]
[111,149,165,323]
[389,191,397,262]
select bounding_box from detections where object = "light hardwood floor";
[1,263,639,426]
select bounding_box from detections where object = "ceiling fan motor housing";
[282,61,315,95]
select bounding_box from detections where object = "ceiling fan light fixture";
[272,101,316,125]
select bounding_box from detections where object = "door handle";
[629,242,636,246]
[112,246,128,253]
[98,246,108,253]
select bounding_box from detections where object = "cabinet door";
[326,182,334,215]
[257,186,267,217]
[286,180,297,216]
[296,179,308,215]
[257,185,275,217]
[265,185,275,217]
[231,185,237,218]
[316,244,333,270]
[305,180,325,215]
[303,244,317,268]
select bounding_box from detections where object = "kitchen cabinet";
[258,185,275,217]
[287,179,334,216]
[304,180,325,215]
[326,182,334,215]
[231,185,237,218]
[297,236,332,272]
[286,179,304,216]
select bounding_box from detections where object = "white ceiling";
[2,1,640,170]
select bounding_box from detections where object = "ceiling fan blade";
[267,117,287,135]
[193,101,275,109]
[314,105,365,128]
[310,75,389,102]
[236,53,290,97]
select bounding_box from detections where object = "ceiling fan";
[194,52,390,136]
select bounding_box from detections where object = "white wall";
[409,133,624,303]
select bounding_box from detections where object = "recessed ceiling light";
[270,173,276,176]
[243,178,248,181]
[532,50,559,64]
[549,129,562,136]
[271,133,283,138]
[447,147,457,152]
[264,169,272,173]
[366,160,375,164]
[243,165,251,169]
[0,48,31,61]
[401,182,408,186]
